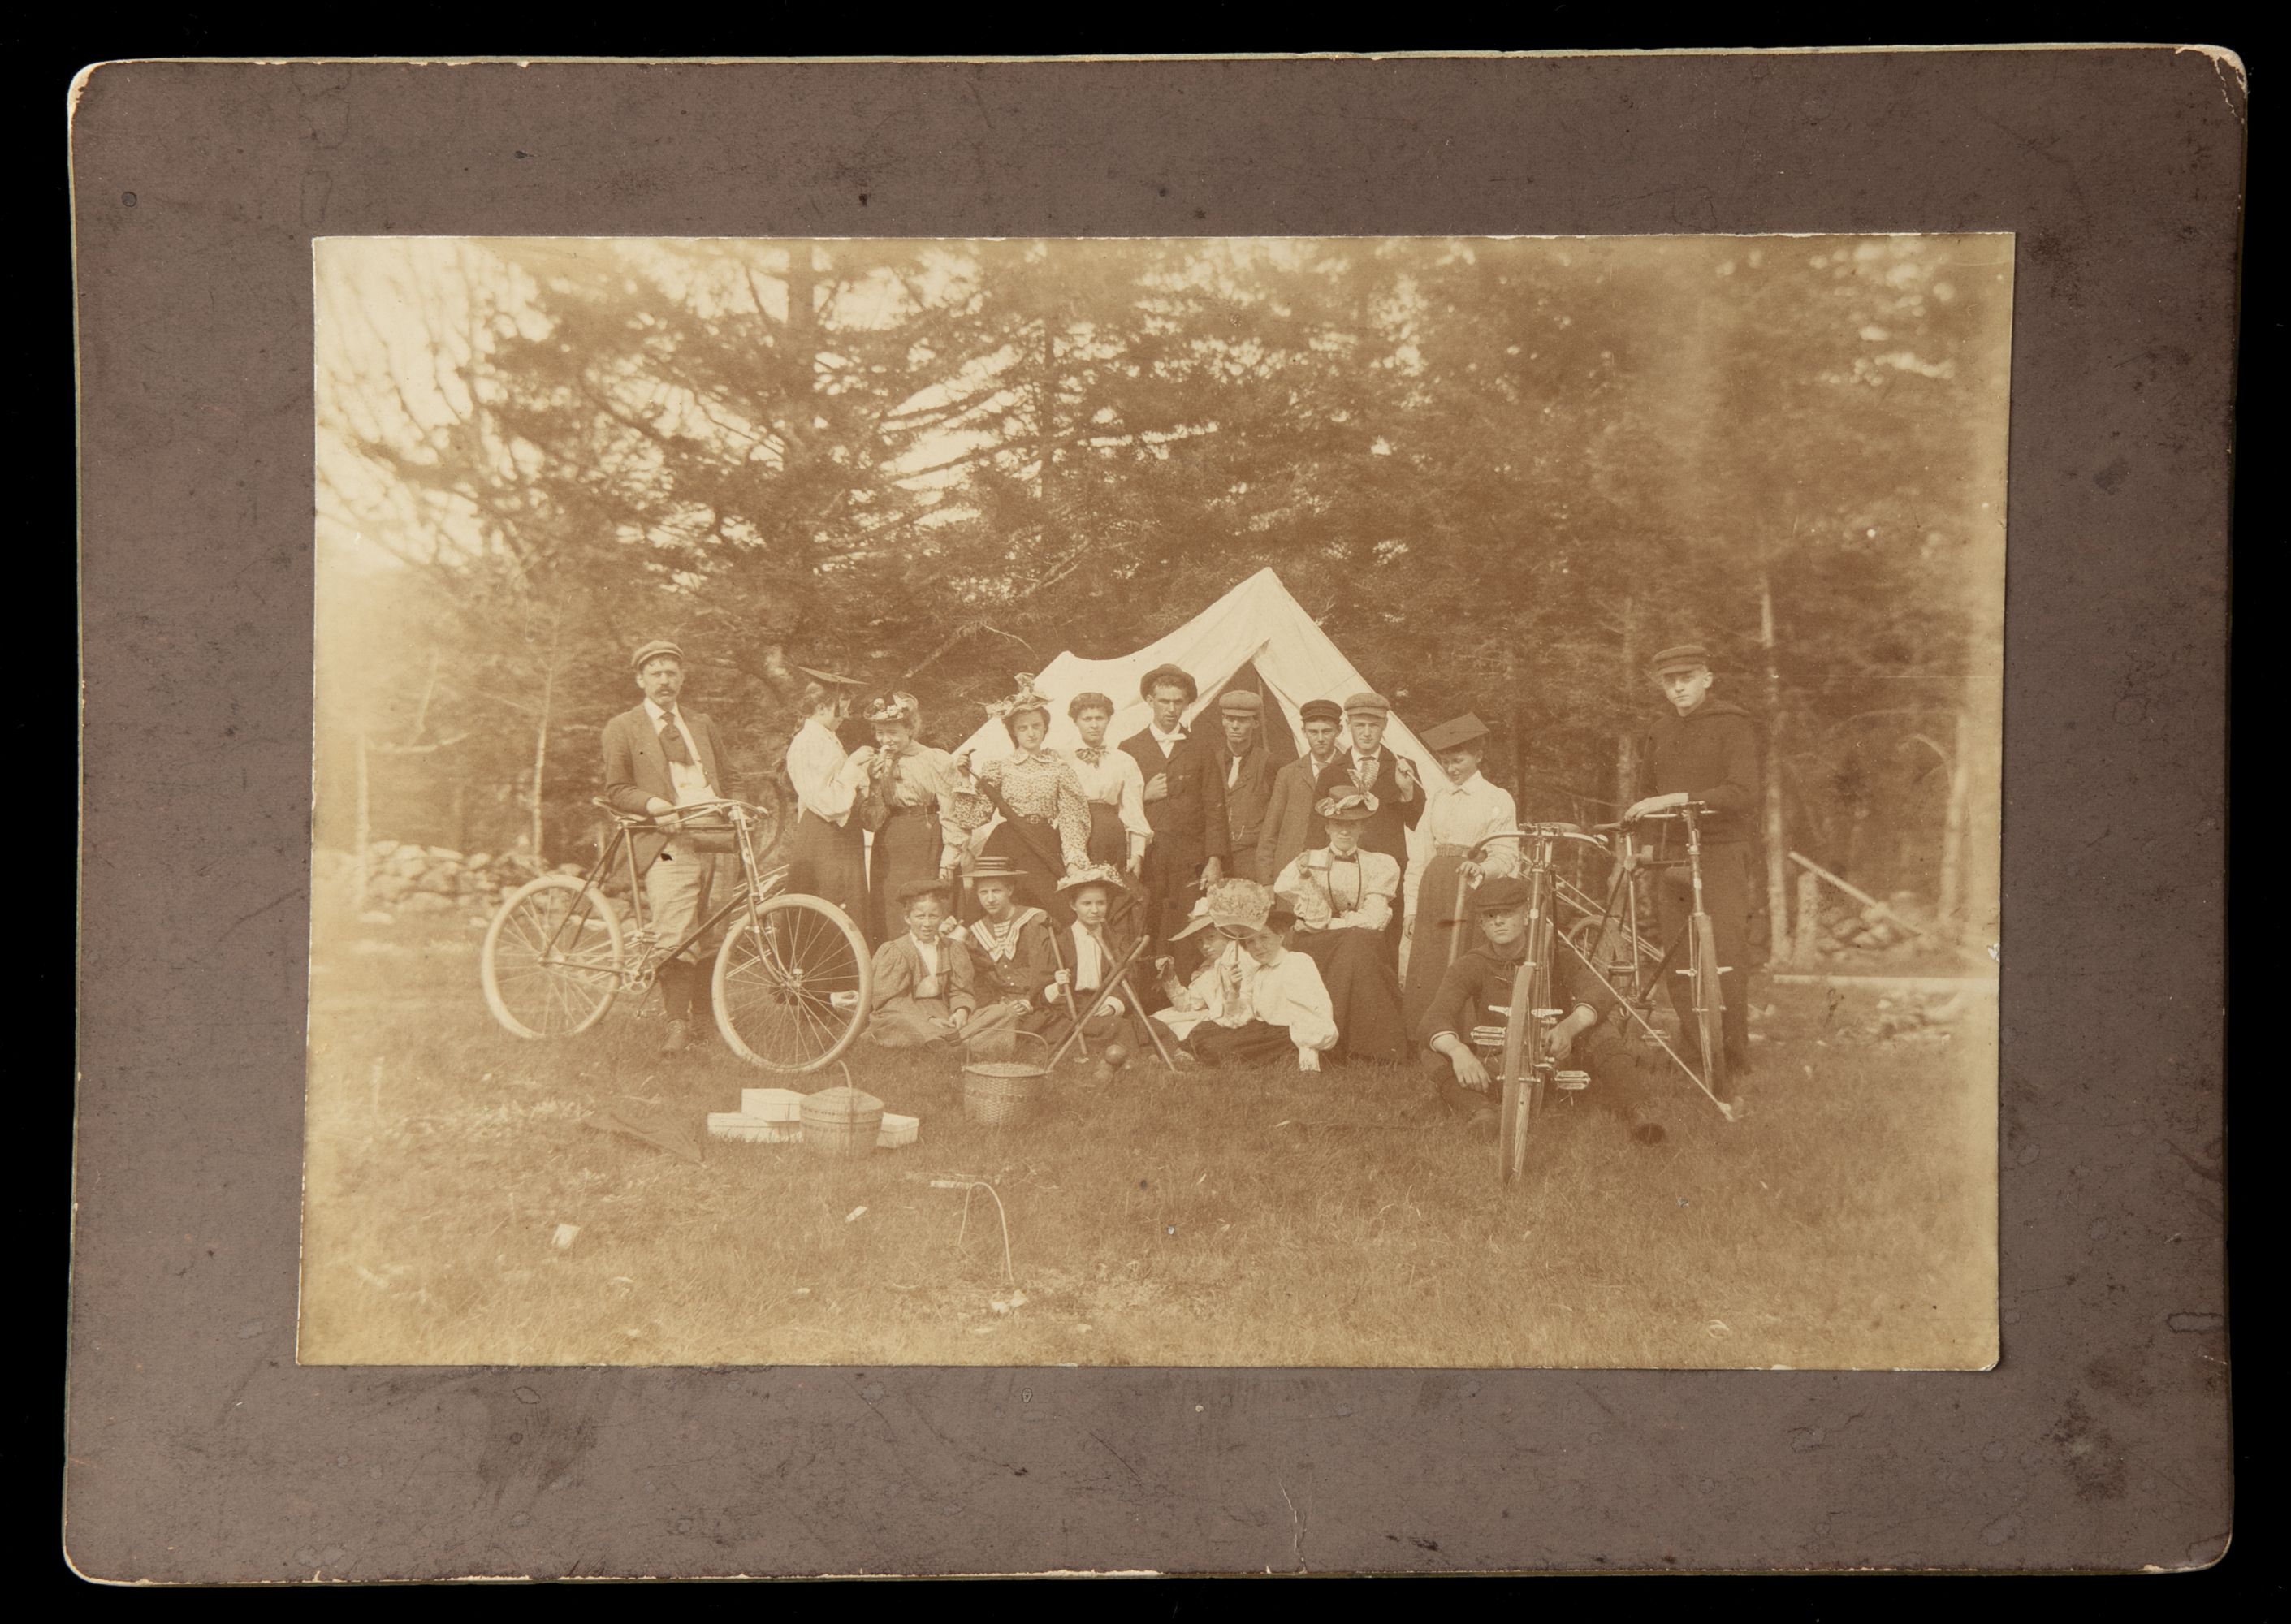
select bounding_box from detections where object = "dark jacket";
[1121,726,1233,875]
[1312,744,1426,870]
[1216,740,1282,876]
[1256,750,1342,884]
[1637,697,1760,846]
[1416,935,1595,1052]
[602,702,740,870]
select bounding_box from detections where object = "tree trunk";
[1792,867,1823,967]
[1615,593,1639,810]
[1757,566,1792,959]
[530,606,562,860]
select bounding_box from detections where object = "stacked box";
[877,1112,921,1149]
[739,1087,808,1121]
[706,1112,804,1144]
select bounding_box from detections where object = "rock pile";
[344,842,581,925]
[1848,989,1976,1047]
[1808,892,1938,961]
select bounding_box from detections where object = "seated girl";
[866,878,1018,1054]
[950,676,1095,926]
[1033,866,1148,1052]
[1169,879,1338,1073]
[962,855,1065,1054]
[1269,791,1411,1065]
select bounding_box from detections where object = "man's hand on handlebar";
[1623,792,1692,823]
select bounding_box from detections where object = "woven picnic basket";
[962,1029,1049,1127]
[801,1082,884,1157]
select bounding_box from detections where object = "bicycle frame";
[551,798,786,992]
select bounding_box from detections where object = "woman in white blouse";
[1062,690,1153,931]
[1402,715,1523,1035]
[1270,791,1411,1065]
[781,676,872,931]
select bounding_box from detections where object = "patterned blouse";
[954,749,1092,872]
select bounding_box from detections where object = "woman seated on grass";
[1269,789,1410,1066]
[867,878,1020,1054]
[951,676,1096,927]
[1416,874,1665,1144]
[961,854,1064,1053]
[1169,879,1338,1073]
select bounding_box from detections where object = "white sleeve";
[786,728,858,825]
[1267,957,1339,1051]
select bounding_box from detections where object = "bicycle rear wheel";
[1498,956,1550,1182]
[481,875,625,1038]
[712,892,872,1072]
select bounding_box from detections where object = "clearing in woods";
[297,917,1998,1369]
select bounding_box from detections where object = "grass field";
[299,909,1998,1370]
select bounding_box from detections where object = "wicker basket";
[962,1030,1050,1127]
[801,1079,885,1157]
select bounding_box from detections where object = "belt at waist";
[882,803,936,819]
[1433,842,1474,857]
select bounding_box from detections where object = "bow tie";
[1075,746,1103,765]
[1331,853,1359,863]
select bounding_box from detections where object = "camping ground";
[299,905,1999,1371]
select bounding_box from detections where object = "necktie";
[1076,746,1103,766]
[659,712,694,767]
[1354,754,1378,790]
[1227,751,1243,788]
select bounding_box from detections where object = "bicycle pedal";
[1556,1070,1589,1091]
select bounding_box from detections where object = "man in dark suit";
[1121,663,1231,963]
[603,638,741,1055]
[1213,689,1283,883]
[1312,691,1424,961]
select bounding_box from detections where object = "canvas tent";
[953,567,1455,875]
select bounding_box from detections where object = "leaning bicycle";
[479,797,872,1072]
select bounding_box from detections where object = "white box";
[707,1112,803,1144]
[877,1112,920,1150]
[738,1087,809,1121]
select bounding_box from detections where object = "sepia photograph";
[301,232,2008,1370]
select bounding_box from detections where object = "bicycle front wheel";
[1691,911,1729,1100]
[481,874,625,1039]
[712,892,872,1072]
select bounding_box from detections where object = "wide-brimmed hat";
[794,662,862,688]
[865,691,919,724]
[985,673,1056,722]
[1421,712,1491,754]
[1649,643,1711,676]
[631,638,684,671]
[1055,862,1125,895]
[1314,788,1379,823]
[968,855,1028,883]
[1172,878,1275,939]
[1139,663,1199,703]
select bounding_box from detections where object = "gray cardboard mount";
[69,52,2236,1578]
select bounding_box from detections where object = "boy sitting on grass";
[867,879,1020,1054]
[1416,875,1666,1143]
[1171,879,1339,1073]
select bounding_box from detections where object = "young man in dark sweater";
[1623,642,1761,1091]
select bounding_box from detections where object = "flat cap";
[1218,689,1264,716]
[1649,644,1711,675]
[1470,873,1533,912]
[1139,663,1199,702]
[1342,691,1390,716]
[1421,712,1491,754]
[1299,698,1344,726]
[631,638,685,670]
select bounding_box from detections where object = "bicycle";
[1467,824,1605,1181]
[1545,801,1739,1121]
[479,796,872,1072]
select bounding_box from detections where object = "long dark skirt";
[784,810,869,936]
[1291,926,1409,1065]
[1401,850,1477,1038]
[866,807,943,944]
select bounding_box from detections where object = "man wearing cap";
[603,640,741,1055]
[1256,697,1348,885]
[1120,663,1231,961]
[1312,692,1425,962]
[1416,874,1664,1144]
[1624,643,1761,1083]
[1213,689,1282,884]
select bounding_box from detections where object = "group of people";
[603,637,1762,1140]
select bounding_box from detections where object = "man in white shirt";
[603,639,741,1055]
